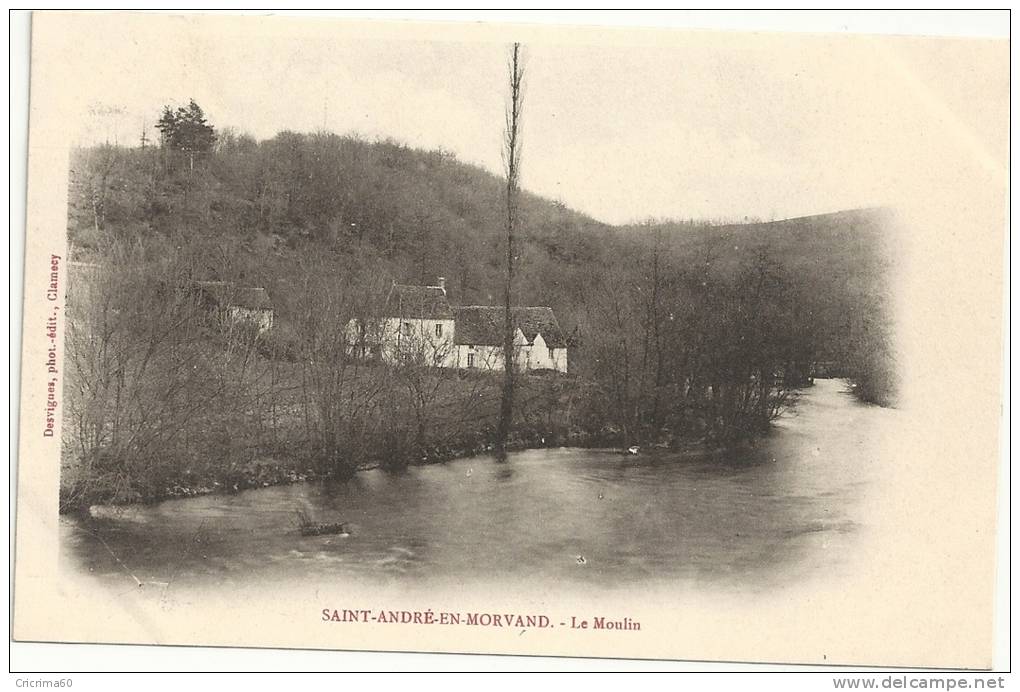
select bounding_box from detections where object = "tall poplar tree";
[496,43,524,460]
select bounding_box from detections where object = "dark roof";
[452,306,504,346]
[195,281,273,311]
[514,307,568,348]
[385,284,453,319]
[453,306,567,348]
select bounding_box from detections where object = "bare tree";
[639,223,666,432]
[288,252,395,478]
[77,145,121,234]
[583,269,643,446]
[391,326,457,462]
[496,42,524,460]
[62,243,263,511]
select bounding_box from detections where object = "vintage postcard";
[12,11,1008,668]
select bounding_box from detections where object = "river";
[60,378,890,595]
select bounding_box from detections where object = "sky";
[60,12,1008,225]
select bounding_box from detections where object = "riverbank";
[59,359,819,514]
[59,363,580,513]
[66,427,742,517]
[63,379,882,593]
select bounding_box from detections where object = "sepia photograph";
[11,10,1009,672]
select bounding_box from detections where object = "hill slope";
[61,133,899,508]
[68,134,612,314]
[67,133,896,402]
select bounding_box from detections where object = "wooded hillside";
[68,132,894,378]
[61,125,897,509]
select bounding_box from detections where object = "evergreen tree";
[156,99,216,170]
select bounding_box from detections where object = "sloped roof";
[452,306,505,346]
[230,287,273,310]
[453,306,567,348]
[195,281,273,311]
[514,307,568,348]
[385,284,453,319]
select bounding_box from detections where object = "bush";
[257,328,302,362]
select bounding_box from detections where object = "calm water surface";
[61,379,888,592]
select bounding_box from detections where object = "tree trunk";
[496,43,524,461]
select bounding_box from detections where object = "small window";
[549,347,554,360]
[435,323,443,337]
[402,322,412,336]
[467,353,475,368]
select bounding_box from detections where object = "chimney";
[436,276,446,294]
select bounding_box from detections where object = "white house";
[349,279,569,374]
[349,279,458,367]
[453,306,569,373]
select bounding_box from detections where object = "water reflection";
[62,379,885,592]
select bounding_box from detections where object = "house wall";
[227,306,274,333]
[457,328,527,371]
[347,318,569,373]
[551,347,568,373]
[354,316,459,365]
[527,333,559,371]
[457,344,505,370]
[456,330,568,373]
